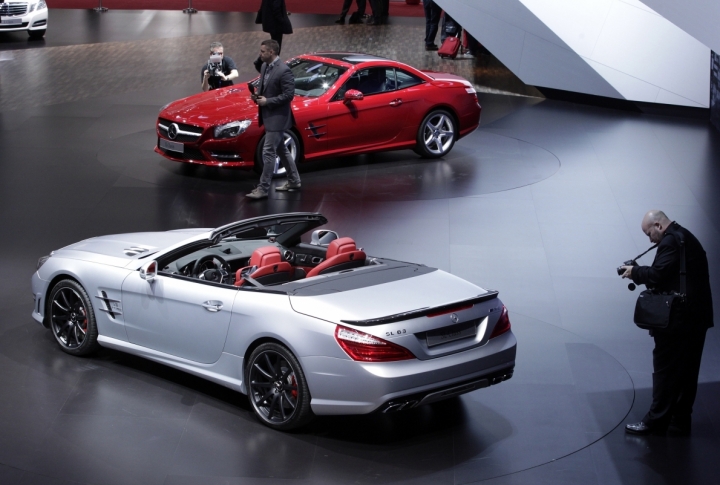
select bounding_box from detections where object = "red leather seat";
[306,237,366,278]
[235,246,293,286]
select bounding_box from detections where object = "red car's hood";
[161,87,322,127]
[161,86,259,127]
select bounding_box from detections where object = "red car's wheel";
[253,131,301,178]
[415,109,457,158]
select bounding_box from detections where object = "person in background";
[201,42,238,92]
[256,0,293,55]
[335,0,366,24]
[422,0,441,50]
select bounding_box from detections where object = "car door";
[121,272,238,364]
[325,67,409,152]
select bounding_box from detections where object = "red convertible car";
[155,53,481,175]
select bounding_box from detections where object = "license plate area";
[1,18,22,25]
[426,320,478,347]
[159,137,184,153]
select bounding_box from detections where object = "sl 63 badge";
[386,329,407,337]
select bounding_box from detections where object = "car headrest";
[249,246,282,267]
[326,237,357,258]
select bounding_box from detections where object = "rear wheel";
[246,342,313,430]
[48,280,99,356]
[252,130,301,178]
[415,109,456,158]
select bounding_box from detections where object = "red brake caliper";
[290,375,298,398]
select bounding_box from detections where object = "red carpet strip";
[46,0,425,17]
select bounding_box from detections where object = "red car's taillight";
[335,325,415,362]
[489,306,511,339]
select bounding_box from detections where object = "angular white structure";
[437,0,710,107]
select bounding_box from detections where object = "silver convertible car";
[31,213,516,430]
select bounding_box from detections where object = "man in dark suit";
[256,0,293,55]
[621,210,714,435]
[246,39,301,200]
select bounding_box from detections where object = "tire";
[48,280,99,356]
[246,342,313,430]
[252,130,301,178]
[28,29,46,39]
[415,109,457,158]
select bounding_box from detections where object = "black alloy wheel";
[48,280,99,356]
[246,343,313,430]
[415,109,457,158]
[252,130,301,178]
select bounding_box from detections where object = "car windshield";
[220,221,307,241]
[289,59,347,97]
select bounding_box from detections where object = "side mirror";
[140,260,158,282]
[343,89,364,104]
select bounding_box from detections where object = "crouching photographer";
[201,42,239,92]
[618,210,713,436]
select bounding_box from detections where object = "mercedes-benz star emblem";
[450,313,459,323]
[168,123,179,140]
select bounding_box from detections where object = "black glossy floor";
[1,9,719,485]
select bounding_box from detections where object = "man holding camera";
[201,42,239,92]
[246,39,301,200]
[620,210,713,436]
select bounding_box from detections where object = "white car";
[0,0,47,39]
[31,213,517,430]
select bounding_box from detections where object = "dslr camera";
[207,52,223,77]
[616,259,636,276]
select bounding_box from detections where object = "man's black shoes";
[334,17,345,24]
[625,421,666,436]
[425,44,439,51]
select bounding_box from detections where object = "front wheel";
[246,342,313,430]
[28,29,46,39]
[415,109,456,158]
[253,131,301,178]
[48,280,99,356]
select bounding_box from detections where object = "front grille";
[0,3,28,16]
[0,22,28,29]
[158,118,204,143]
[158,146,206,161]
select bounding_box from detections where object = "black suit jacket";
[632,222,713,330]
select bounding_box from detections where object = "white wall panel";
[640,0,720,54]
[591,1,709,106]
[518,34,622,98]
[436,0,711,108]
[585,59,661,103]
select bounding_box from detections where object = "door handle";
[389,98,403,107]
[202,300,223,312]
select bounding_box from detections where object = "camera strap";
[631,244,658,263]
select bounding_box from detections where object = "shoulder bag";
[633,233,686,330]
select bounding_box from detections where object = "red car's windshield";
[288,59,347,97]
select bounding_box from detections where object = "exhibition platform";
[0,9,719,485]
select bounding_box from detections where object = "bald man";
[621,210,713,435]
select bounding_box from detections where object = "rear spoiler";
[340,291,498,326]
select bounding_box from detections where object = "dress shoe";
[625,421,665,436]
[334,17,345,24]
[425,44,438,51]
[668,422,691,436]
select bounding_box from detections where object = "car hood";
[162,87,321,127]
[289,269,489,325]
[55,229,210,268]
[161,86,260,127]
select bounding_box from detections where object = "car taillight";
[489,306,511,339]
[335,325,415,362]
